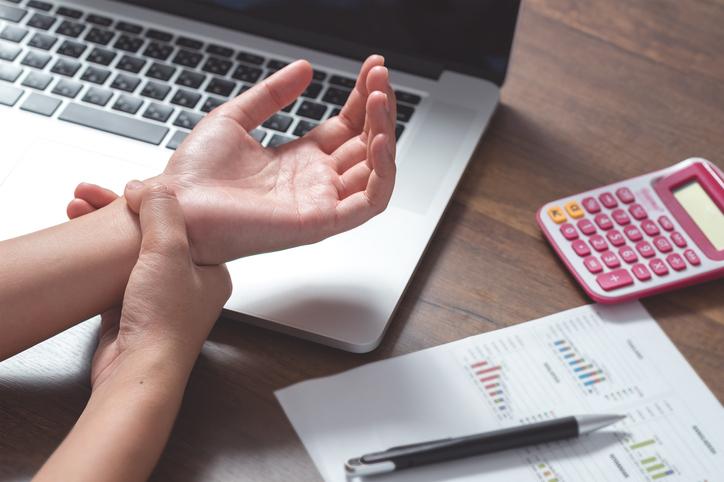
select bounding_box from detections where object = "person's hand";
[66,182,119,219]
[121,55,397,264]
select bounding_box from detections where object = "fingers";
[123,179,145,214]
[67,199,95,219]
[137,183,190,258]
[67,182,119,219]
[215,60,313,131]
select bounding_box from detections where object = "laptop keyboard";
[0,0,422,150]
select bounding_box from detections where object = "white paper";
[276,302,724,481]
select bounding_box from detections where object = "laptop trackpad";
[392,100,477,213]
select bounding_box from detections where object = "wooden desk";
[1,0,722,480]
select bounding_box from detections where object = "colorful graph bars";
[553,339,606,389]
[629,438,675,480]
[533,462,560,482]
[469,360,508,414]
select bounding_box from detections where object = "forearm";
[0,199,140,360]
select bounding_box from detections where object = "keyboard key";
[611,209,630,225]
[206,43,233,57]
[27,32,56,50]
[268,133,294,147]
[176,36,203,50]
[606,230,625,246]
[296,100,327,120]
[649,258,669,276]
[396,103,414,123]
[86,14,113,27]
[0,25,28,42]
[145,29,173,42]
[249,128,267,142]
[0,62,22,82]
[112,93,143,114]
[170,89,200,109]
[0,83,23,106]
[670,231,687,248]
[395,123,404,140]
[652,235,672,253]
[146,62,176,81]
[546,206,566,224]
[200,96,224,113]
[231,63,262,83]
[395,89,421,105]
[267,58,287,70]
[583,256,603,274]
[0,4,27,23]
[328,107,340,117]
[21,50,50,69]
[85,27,114,46]
[302,81,323,99]
[615,187,635,203]
[635,240,655,258]
[166,129,187,150]
[666,253,686,271]
[594,213,613,230]
[172,49,202,68]
[619,246,638,264]
[57,39,86,58]
[598,192,618,209]
[143,41,173,61]
[21,70,51,90]
[564,201,584,219]
[683,249,701,266]
[51,78,82,98]
[110,73,140,92]
[60,102,169,144]
[57,7,82,19]
[571,239,590,257]
[172,109,202,129]
[82,86,112,106]
[581,197,601,214]
[56,20,85,38]
[601,251,620,268]
[640,219,660,236]
[658,215,674,231]
[263,113,293,132]
[27,1,52,11]
[281,100,295,113]
[596,269,633,291]
[176,69,205,88]
[589,234,607,252]
[628,203,647,220]
[576,218,596,235]
[27,12,55,30]
[0,41,21,61]
[293,119,318,137]
[20,92,60,115]
[114,34,143,53]
[560,223,578,240]
[236,51,264,65]
[623,224,643,241]
[50,58,80,77]
[143,102,173,122]
[202,56,232,75]
[205,77,235,97]
[80,66,110,84]
[140,80,170,100]
[631,263,651,281]
[115,21,143,35]
[312,69,327,81]
[322,86,350,106]
[329,74,355,89]
[117,55,146,73]
[87,47,116,66]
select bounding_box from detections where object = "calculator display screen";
[674,181,724,250]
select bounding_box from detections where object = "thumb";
[138,183,189,257]
[124,179,145,214]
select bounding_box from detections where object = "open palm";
[122,55,397,265]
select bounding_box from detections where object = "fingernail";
[383,93,390,113]
[126,180,143,190]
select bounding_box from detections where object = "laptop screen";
[121,0,520,85]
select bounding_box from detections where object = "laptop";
[0,0,521,352]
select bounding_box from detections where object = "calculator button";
[583,256,603,273]
[572,239,591,257]
[615,187,635,203]
[564,201,584,219]
[601,251,621,268]
[670,231,687,248]
[596,269,634,291]
[628,203,648,220]
[589,234,608,252]
[666,253,686,271]
[649,258,669,276]
[547,206,566,224]
[683,249,701,266]
[631,263,652,281]
[594,213,613,230]
[636,241,655,258]
[623,225,643,242]
[640,219,660,237]
[560,223,578,240]
[577,219,596,235]
[658,215,674,231]
[606,230,625,247]
[581,197,601,214]
[653,236,672,253]
[598,192,618,209]
[611,209,631,226]
[619,246,638,264]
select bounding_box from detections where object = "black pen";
[345,414,625,477]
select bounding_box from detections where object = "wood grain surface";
[1,0,723,480]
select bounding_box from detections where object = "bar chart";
[552,338,607,391]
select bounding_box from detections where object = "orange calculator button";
[547,206,567,224]
[564,201,584,219]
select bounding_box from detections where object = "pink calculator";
[536,158,724,303]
